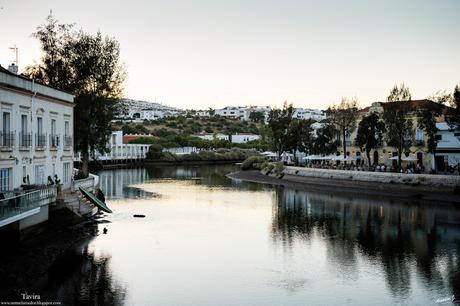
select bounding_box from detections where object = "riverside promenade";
[229,167,460,205]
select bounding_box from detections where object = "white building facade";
[293,108,326,121]
[0,66,74,191]
[230,133,260,143]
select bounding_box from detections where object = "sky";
[0,0,459,110]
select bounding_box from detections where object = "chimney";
[8,63,18,74]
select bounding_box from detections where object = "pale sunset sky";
[0,0,459,110]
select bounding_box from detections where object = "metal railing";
[50,134,60,148]
[35,133,46,148]
[19,132,32,148]
[0,131,15,149]
[64,135,72,148]
[0,186,57,224]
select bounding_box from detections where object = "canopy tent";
[303,155,336,161]
[331,155,357,161]
[388,156,418,161]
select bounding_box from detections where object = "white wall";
[231,134,260,143]
[0,73,74,191]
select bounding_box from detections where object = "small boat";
[79,187,113,213]
[133,214,146,218]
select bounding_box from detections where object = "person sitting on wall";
[47,176,54,185]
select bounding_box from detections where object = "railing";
[0,131,15,149]
[415,140,425,146]
[72,176,95,192]
[50,134,60,148]
[19,132,32,148]
[35,133,46,148]
[0,186,57,225]
[64,135,72,148]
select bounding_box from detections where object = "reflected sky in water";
[66,165,460,305]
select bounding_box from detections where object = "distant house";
[0,65,74,190]
[192,133,229,141]
[230,133,260,144]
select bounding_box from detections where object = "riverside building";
[0,65,74,192]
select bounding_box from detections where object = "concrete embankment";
[228,168,460,205]
[283,166,460,188]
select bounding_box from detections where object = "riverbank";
[228,170,460,204]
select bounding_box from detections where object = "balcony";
[19,132,32,149]
[415,139,425,147]
[50,134,60,149]
[0,186,57,228]
[64,135,72,149]
[0,131,15,150]
[35,133,46,149]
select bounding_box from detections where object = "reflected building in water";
[272,188,460,298]
[98,168,151,199]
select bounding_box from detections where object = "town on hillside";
[1,5,460,305]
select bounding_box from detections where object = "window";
[22,166,27,183]
[51,119,56,135]
[21,115,27,134]
[63,162,70,184]
[37,117,43,135]
[64,121,70,136]
[34,165,45,185]
[3,112,10,133]
[415,128,424,141]
[435,135,442,141]
[0,168,12,191]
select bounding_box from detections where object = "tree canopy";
[355,113,385,166]
[23,14,126,175]
[326,97,358,158]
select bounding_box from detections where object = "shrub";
[146,144,163,159]
[241,156,266,170]
[274,161,284,175]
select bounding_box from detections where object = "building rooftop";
[0,65,74,103]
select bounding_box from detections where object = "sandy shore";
[228,170,460,205]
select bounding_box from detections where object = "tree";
[446,85,460,130]
[286,119,314,165]
[23,14,126,176]
[417,101,443,171]
[208,107,216,116]
[267,101,294,158]
[249,111,265,123]
[387,83,411,102]
[326,97,359,159]
[355,113,385,167]
[383,84,414,170]
[311,120,337,155]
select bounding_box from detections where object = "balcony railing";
[50,134,60,148]
[0,131,15,149]
[64,135,72,148]
[0,186,57,225]
[415,139,425,147]
[19,132,32,148]
[35,133,46,148]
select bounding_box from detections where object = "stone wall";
[284,166,460,188]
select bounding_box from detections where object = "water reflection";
[272,189,460,298]
[97,165,265,199]
[46,243,127,305]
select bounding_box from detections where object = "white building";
[215,106,248,120]
[119,99,182,121]
[193,133,229,141]
[74,130,150,162]
[435,122,460,171]
[230,133,260,143]
[293,108,326,121]
[0,65,74,191]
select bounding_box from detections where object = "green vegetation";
[146,147,256,163]
[240,156,266,170]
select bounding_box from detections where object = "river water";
[49,165,460,305]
